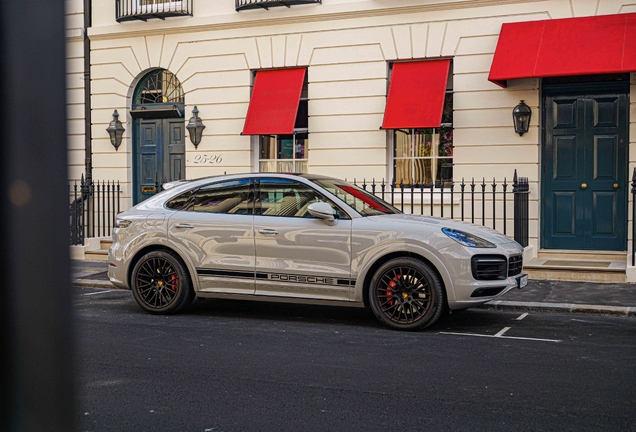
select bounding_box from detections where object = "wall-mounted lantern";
[106,110,125,151]
[186,106,206,149]
[512,100,531,136]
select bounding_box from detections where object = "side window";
[189,179,253,214]
[166,190,193,210]
[257,178,347,219]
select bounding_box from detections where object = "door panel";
[134,114,186,204]
[166,119,186,182]
[254,178,352,301]
[167,179,255,294]
[139,120,161,202]
[543,92,627,251]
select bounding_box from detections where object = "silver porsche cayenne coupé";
[108,173,526,330]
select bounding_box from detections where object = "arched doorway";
[132,69,186,203]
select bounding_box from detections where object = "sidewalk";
[71,260,636,317]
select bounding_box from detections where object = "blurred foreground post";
[0,0,75,430]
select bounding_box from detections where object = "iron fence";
[116,0,193,22]
[632,168,636,267]
[350,170,530,247]
[236,0,321,11]
[69,176,121,245]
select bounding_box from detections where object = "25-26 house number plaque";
[193,154,223,165]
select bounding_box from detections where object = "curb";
[73,279,117,289]
[485,300,636,318]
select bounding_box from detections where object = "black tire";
[131,250,194,314]
[368,257,444,330]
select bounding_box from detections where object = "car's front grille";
[508,255,523,277]
[471,255,507,281]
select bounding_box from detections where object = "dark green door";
[543,92,628,250]
[134,118,186,204]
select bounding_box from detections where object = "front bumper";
[439,241,525,310]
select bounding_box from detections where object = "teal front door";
[134,117,186,204]
[542,91,628,251]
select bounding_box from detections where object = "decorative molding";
[89,0,547,41]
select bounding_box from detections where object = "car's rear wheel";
[131,250,194,314]
[369,257,444,330]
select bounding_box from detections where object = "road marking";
[494,327,511,337]
[516,312,529,321]
[439,331,561,343]
[83,290,114,296]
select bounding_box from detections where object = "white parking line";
[516,312,529,321]
[83,290,114,296]
[439,331,561,343]
[494,326,511,337]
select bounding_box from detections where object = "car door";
[167,178,255,294]
[253,177,353,301]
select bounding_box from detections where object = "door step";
[537,249,626,261]
[525,252,626,283]
[84,239,113,261]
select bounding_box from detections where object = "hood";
[367,214,517,245]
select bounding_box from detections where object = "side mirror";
[307,202,335,222]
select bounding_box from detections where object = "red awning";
[382,59,451,130]
[242,68,306,135]
[489,13,636,87]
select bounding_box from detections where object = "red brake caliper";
[386,274,401,306]
[170,274,178,291]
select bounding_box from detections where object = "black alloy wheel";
[131,250,194,314]
[369,257,444,330]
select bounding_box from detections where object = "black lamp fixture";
[106,110,125,151]
[186,106,206,149]
[512,100,532,136]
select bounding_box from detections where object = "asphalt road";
[75,286,636,432]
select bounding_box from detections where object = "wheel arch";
[357,249,454,308]
[127,243,198,292]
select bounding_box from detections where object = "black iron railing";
[632,168,636,267]
[69,176,121,245]
[350,170,530,247]
[236,0,321,11]
[116,0,193,22]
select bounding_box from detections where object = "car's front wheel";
[369,257,444,330]
[131,250,194,314]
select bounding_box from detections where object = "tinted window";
[257,178,347,219]
[166,190,193,210]
[310,178,401,216]
[189,179,253,214]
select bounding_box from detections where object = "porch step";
[525,257,626,283]
[84,239,112,261]
[84,249,109,261]
[537,249,626,261]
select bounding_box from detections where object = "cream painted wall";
[68,0,636,250]
[66,0,85,183]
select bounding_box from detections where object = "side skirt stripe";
[196,268,355,287]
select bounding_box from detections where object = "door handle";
[614,183,619,189]
[258,228,279,236]
[175,223,194,229]
[581,183,587,189]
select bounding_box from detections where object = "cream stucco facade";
[66,0,636,273]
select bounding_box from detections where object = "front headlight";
[115,219,131,228]
[442,228,496,248]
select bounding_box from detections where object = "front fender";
[353,241,456,304]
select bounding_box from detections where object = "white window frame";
[253,128,309,173]
[387,96,453,190]
[252,71,309,173]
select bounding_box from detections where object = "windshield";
[310,178,401,216]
